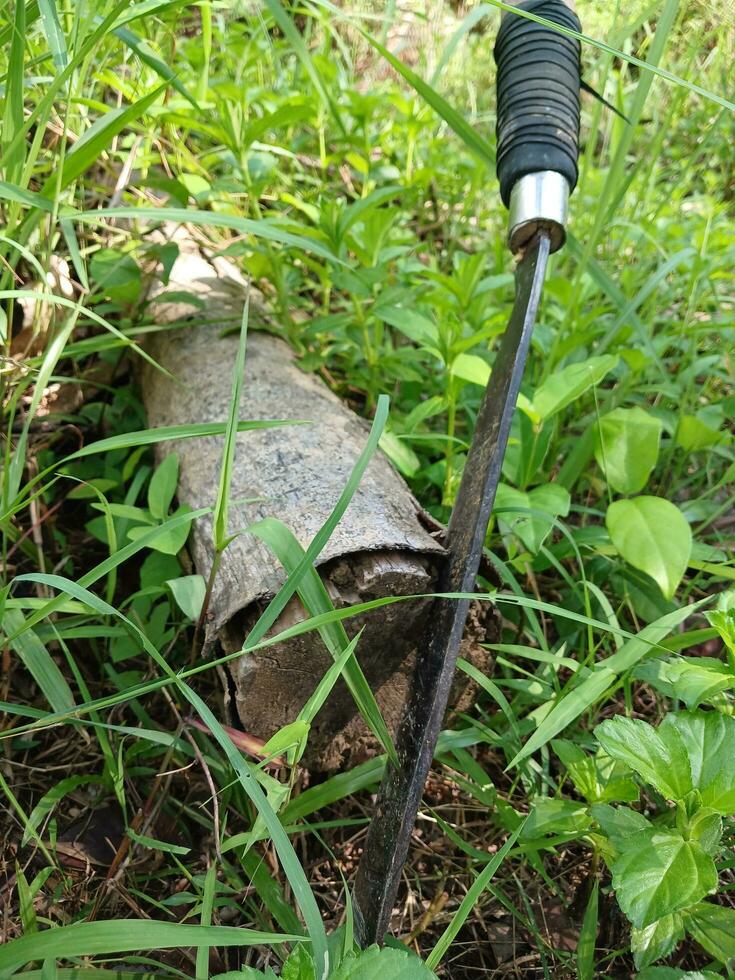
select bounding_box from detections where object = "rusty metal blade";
[353,231,552,947]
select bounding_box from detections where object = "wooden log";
[140,237,493,769]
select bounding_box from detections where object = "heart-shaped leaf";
[611,828,717,928]
[595,407,662,494]
[333,945,437,978]
[631,913,684,970]
[606,496,692,598]
[166,574,205,621]
[595,715,692,801]
[661,711,735,814]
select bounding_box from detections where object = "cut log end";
[141,231,497,772]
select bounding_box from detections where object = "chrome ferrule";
[508,170,569,254]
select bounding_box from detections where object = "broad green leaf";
[611,829,717,928]
[594,715,692,801]
[166,575,206,621]
[128,506,193,555]
[379,431,420,478]
[684,901,735,962]
[631,913,685,970]
[590,803,652,841]
[522,797,591,838]
[705,591,735,660]
[90,249,142,305]
[595,407,662,494]
[376,306,438,346]
[606,496,692,599]
[634,656,735,709]
[494,482,570,554]
[280,944,315,980]
[676,415,722,451]
[532,355,618,421]
[332,945,437,979]
[662,711,735,814]
[450,354,538,421]
[0,921,299,975]
[147,453,179,520]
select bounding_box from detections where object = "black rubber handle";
[494,0,582,206]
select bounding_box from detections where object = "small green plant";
[238,940,437,979]
[535,708,735,971]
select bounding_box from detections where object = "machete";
[353,0,582,947]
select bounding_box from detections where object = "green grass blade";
[262,0,346,135]
[113,25,199,108]
[181,686,330,980]
[2,608,75,712]
[430,4,492,84]
[214,297,249,551]
[195,863,217,980]
[11,508,209,638]
[11,574,329,980]
[48,83,167,193]
[0,3,132,191]
[360,31,494,167]
[576,880,599,980]
[0,921,301,976]
[0,180,55,212]
[74,207,342,264]
[242,394,390,652]
[37,0,68,71]
[425,822,524,970]
[480,0,732,112]
[249,518,396,761]
[298,630,362,725]
[2,0,27,184]
[507,600,707,768]
[68,420,298,461]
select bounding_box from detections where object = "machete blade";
[353,231,552,947]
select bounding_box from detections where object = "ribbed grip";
[494,0,581,207]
